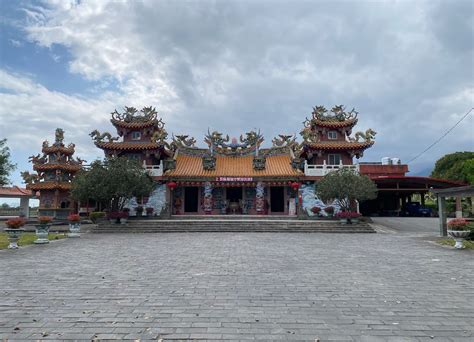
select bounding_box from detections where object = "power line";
[407,107,474,163]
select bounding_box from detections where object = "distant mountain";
[410,166,433,177]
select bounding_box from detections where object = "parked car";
[402,202,433,217]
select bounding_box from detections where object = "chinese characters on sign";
[216,177,253,182]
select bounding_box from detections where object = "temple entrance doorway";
[270,187,285,213]
[226,187,243,214]
[184,187,199,213]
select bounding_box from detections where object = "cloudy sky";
[1,0,473,188]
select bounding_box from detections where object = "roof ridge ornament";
[304,105,359,127]
[111,106,159,123]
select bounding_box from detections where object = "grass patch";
[438,238,474,249]
[0,232,67,249]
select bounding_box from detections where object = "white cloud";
[0,0,472,184]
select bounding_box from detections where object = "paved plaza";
[0,222,473,341]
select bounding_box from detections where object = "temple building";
[22,129,84,218]
[91,105,463,217]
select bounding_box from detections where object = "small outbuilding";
[431,185,474,236]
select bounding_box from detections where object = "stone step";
[93,219,374,233]
[169,215,299,220]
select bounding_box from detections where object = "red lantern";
[291,182,300,191]
[167,181,177,191]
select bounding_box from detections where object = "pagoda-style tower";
[300,105,376,167]
[22,128,84,218]
[91,106,171,177]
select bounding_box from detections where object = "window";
[328,154,341,165]
[328,131,337,140]
[131,131,141,140]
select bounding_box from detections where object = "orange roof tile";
[165,155,302,178]
[0,186,34,197]
[305,141,374,150]
[95,141,163,150]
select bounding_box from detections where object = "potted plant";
[324,206,334,218]
[311,206,321,217]
[4,217,26,249]
[35,216,53,244]
[67,213,81,238]
[135,206,144,217]
[89,211,106,224]
[107,211,118,224]
[119,211,129,224]
[145,207,154,217]
[447,218,472,249]
[336,211,346,224]
[335,211,360,224]
[349,211,361,224]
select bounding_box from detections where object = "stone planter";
[339,219,348,224]
[68,222,81,238]
[120,218,128,224]
[447,230,471,249]
[4,228,25,249]
[351,218,360,224]
[34,224,51,244]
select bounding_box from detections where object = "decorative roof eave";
[163,175,302,181]
[110,119,159,130]
[303,141,375,151]
[26,182,72,191]
[42,146,75,155]
[33,163,82,172]
[312,118,358,129]
[95,141,165,151]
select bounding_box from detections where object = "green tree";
[0,139,16,186]
[431,152,474,184]
[71,157,155,211]
[461,158,474,185]
[316,168,378,211]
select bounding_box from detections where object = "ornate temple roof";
[304,105,359,130]
[311,118,358,129]
[304,141,374,151]
[95,141,164,151]
[165,154,302,179]
[110,106,164,130]
[26,181,72,191]
[33,163,82,172]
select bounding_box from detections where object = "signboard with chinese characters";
[215,177,253,182]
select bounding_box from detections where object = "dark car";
[402,202,433,217]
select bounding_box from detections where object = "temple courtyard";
[0,219,473,341]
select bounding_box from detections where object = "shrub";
[67,214,81,222]
[336,211,360,219]
[5,217,26,229]
[135,206,144,213]
[324,206,334,214]
[146,207,154,215]
[37,216,53,224]
[108,211,120,219]
[89,211,106,223]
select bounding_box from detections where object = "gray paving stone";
[0,232,473,341]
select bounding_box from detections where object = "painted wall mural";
[300,183,341,217]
